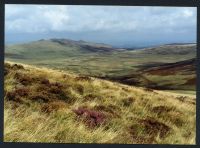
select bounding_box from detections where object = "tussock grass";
[4,62,196,144]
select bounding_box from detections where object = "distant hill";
[5,39,196,91]
[5,38,125,60]
[50,38,122,52]
[143,58,196,75]
[136,44,196,55]
[5,38,196,59]
[50,38,113,48]
[105,58,196,91]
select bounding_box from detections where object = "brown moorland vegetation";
[4,62,196,144]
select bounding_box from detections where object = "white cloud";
[5,5,70,33]
[5,5,196,34]
[183,9,194,18]
[42,6,69,31]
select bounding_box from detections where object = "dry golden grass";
[4,61,196,144]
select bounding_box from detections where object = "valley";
[5,39,196,93]
[4,39,196,144]
[4,5,197,145]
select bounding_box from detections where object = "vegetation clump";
[122,97,135,107]
[84,94,102,101]
[75,76,92,81]
[94,105,121,118]
[139,117,171,139]
[6,87,29,103]
[152,105,174,115]
[40,78,50,85]
[41,101,66,113]
[73,107,106,128]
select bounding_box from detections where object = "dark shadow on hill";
[98,58,196,91]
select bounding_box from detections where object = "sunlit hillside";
[4,62,196,144]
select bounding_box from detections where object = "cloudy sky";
[5,5,197,47]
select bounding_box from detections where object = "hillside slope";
[4,62,196,144]
[105,58,196,91]
[5,39,196,91]
[136,43,196,56]
[5,38,119,60]
[5,39,196,75]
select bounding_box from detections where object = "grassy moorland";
[107,58,196,91]
[4,62,196,144]
[5,39,196,92]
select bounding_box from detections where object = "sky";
[5,5,197,47]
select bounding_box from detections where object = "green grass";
[143,73,195,90]
[5,40,196,92]
[5,40,196,77]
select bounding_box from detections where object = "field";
[4,39,196,144]
[4,62,196,144]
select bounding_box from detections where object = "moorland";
[4,39,196,144]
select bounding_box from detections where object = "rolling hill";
[105,58,196,91]
[4,62,196,144]
[5,39,196,91]
[137,43,196,55]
